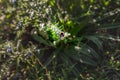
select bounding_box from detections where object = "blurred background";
[0,0,120,80]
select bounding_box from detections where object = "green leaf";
[61,53,80,77]
[104,1,109,6]
[79,55,97,66]
[44,46,62,67]
[32,34,50,46]
[71,16,91,35]
[64,46,97,66]
[85,36,103,49]
[98,24,120,29]
[90,0,94,3]
[80,43,99,59]
[49,0,55,6]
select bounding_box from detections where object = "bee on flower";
[59,32,70,40]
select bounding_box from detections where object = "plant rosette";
[46,23,71,46]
